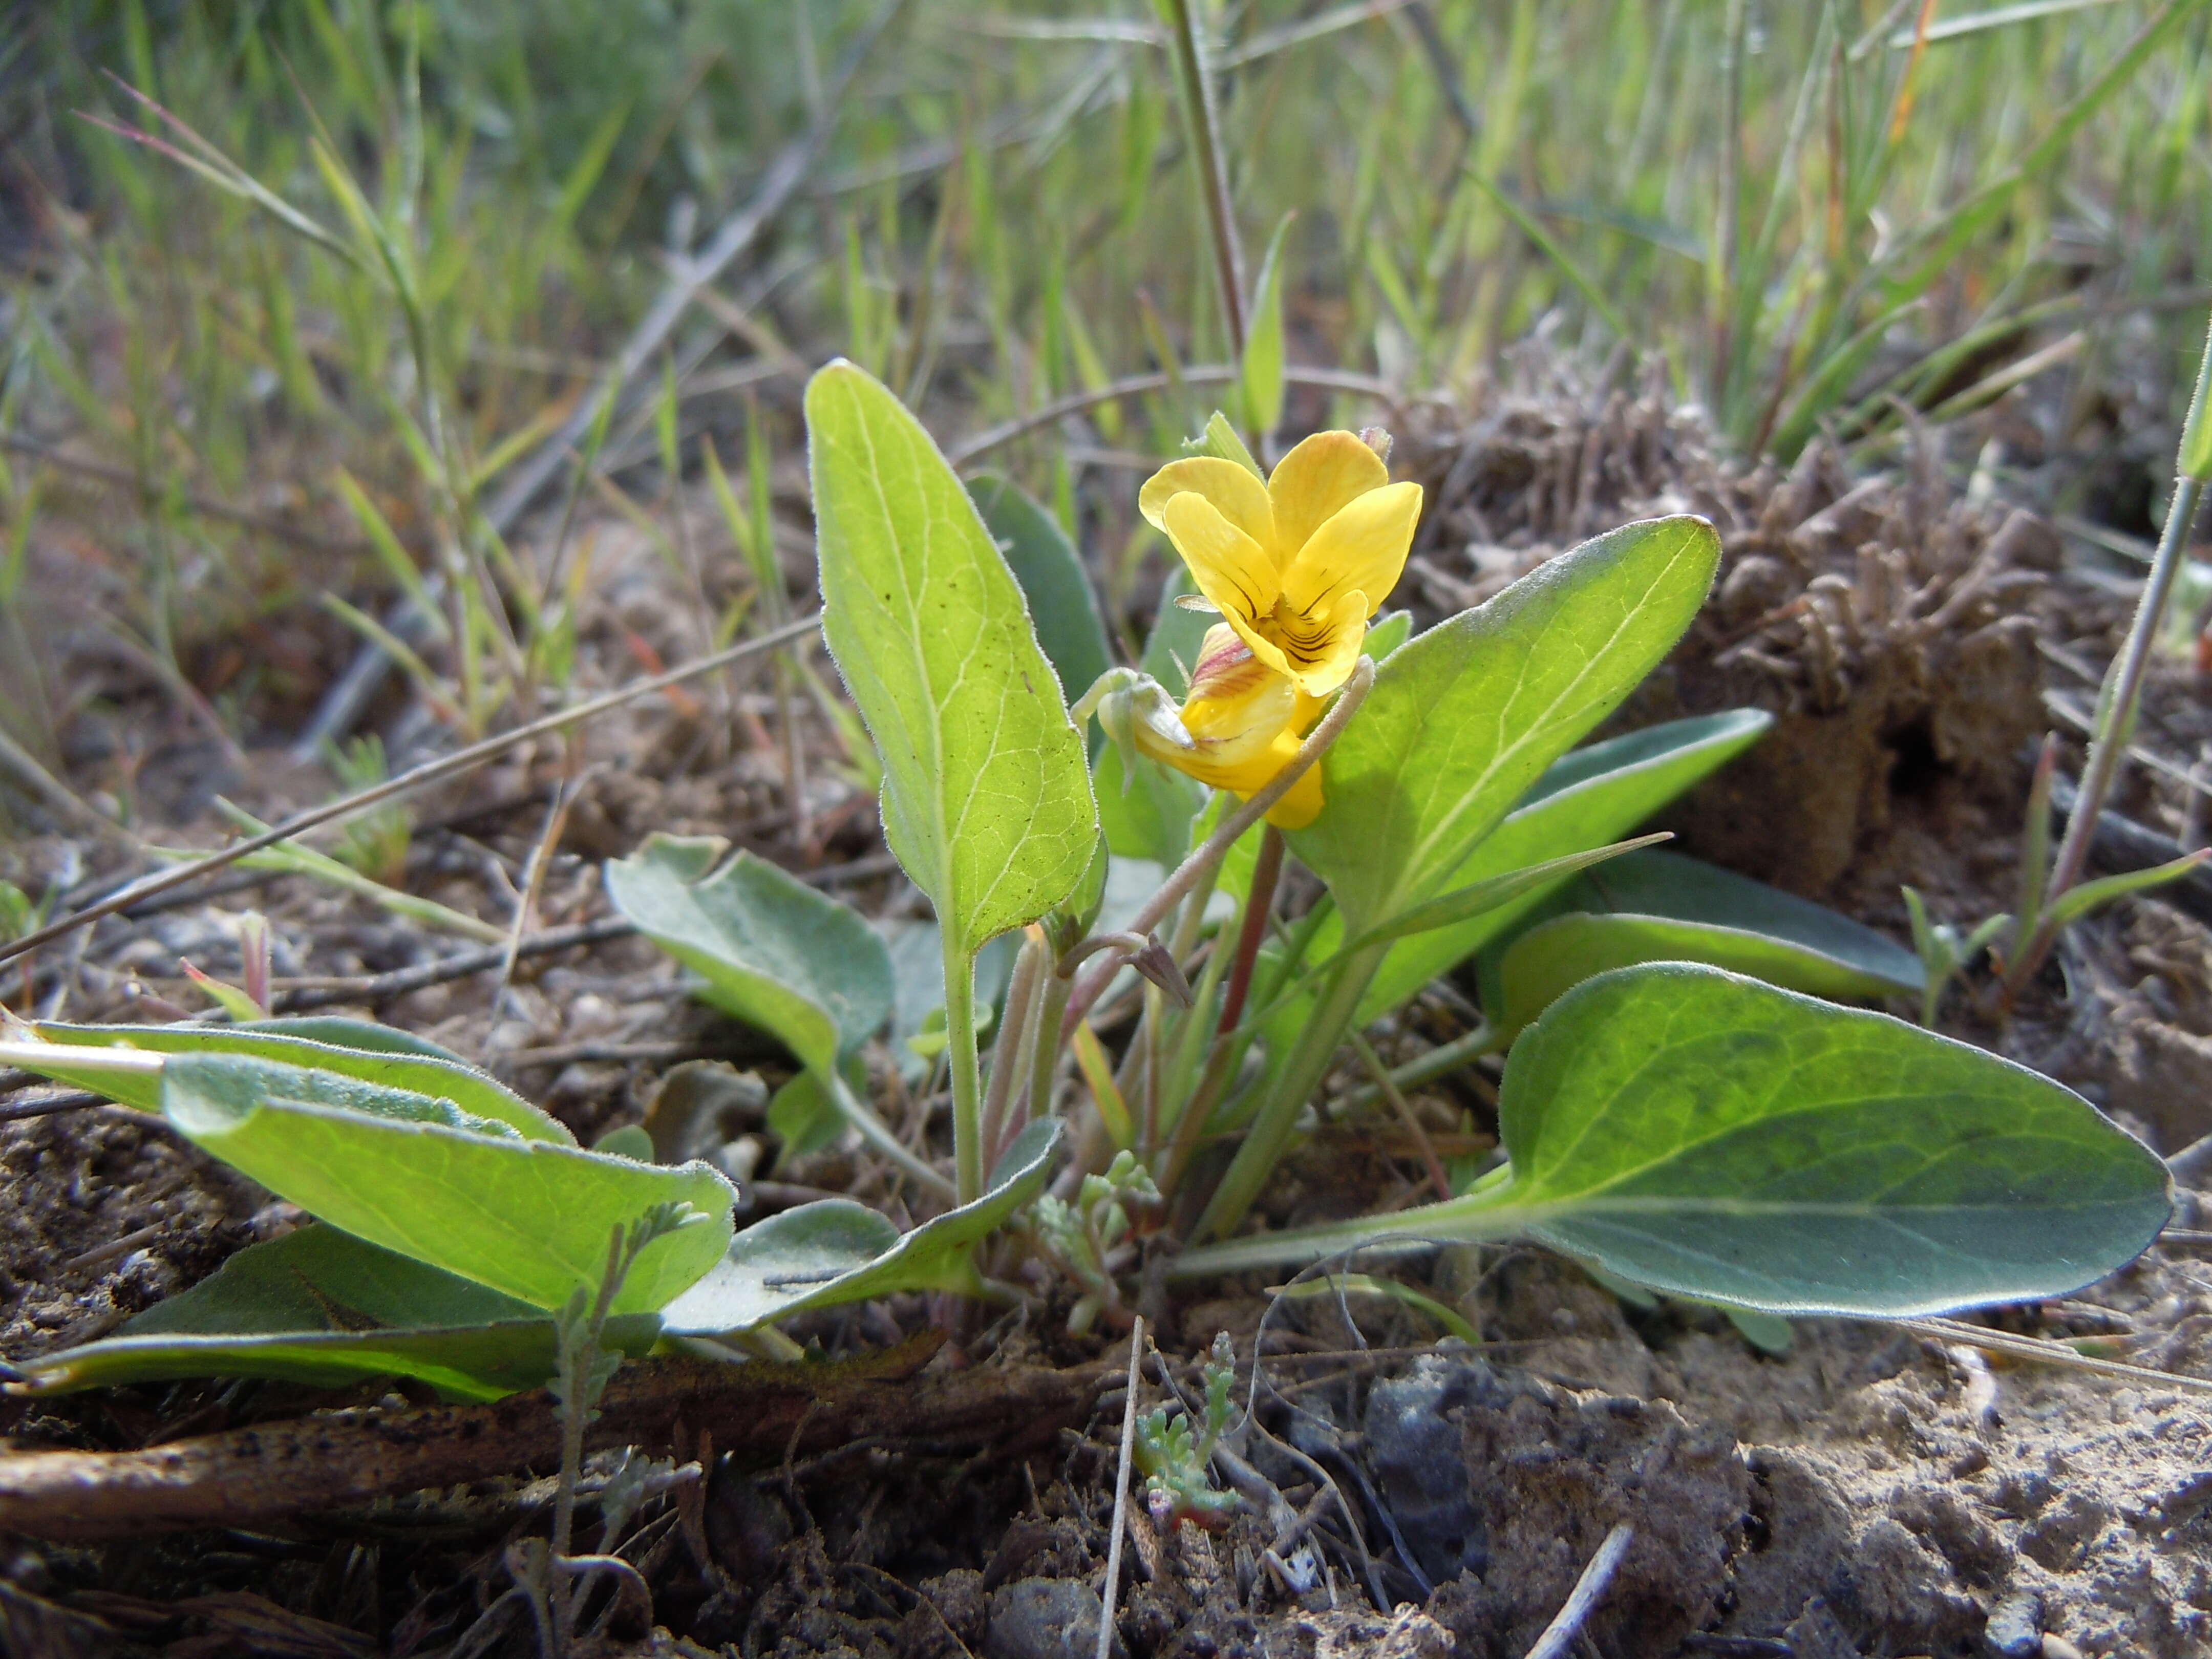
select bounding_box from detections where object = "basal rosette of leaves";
[0,370,2170,1407]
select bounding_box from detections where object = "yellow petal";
[1160,492,1293,678]
[1267,430,1391,561]
[1180,625,1300,769]
[1138,457,1276,552]
[1279,480,1423,619]
[1276,588,1371,698]
[1182,730,1325,830]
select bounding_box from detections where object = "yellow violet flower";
[1138,431,1422,698]
[1134,624,1325,830]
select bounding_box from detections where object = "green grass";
[1,0,2207,756]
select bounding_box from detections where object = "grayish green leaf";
[966,472,1113,705]
[1490,848,1926,1033]
[157,1051,734,1315]
[9,1224,658,1401]
[1179,966,2171,1316]
[606,833,894,1077]
[29,1019,569,1143]
[661,1118,1061,1333]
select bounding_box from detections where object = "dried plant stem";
[1348,1030,1452,1201]
[946,366,1392,466]
[1159,0,1247,358]
[1523,1522,1634,1659]
[1097,1316,1144,1659]
[0,611,822,970]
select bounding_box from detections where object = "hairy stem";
[979,930,1046,1170]
[1024,969,1073,1158]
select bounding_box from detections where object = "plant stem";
[1335,1020,1501,1113]
[1058,657,1373,1041]
[979,929,1045,1168]
[944,939,985,1205]
[2011,317,2212,990]
[550,1223,632,1653]
[1025,969,1073,1155]
[1192,945,1380,1242]
[1159,0,1247,358]
[1348,1030,1452,1201]
[1216,826,1284,1036]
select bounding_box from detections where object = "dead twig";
[0,611,822,972]
[0,1335,1116,1540]
[1522,1521,1634,1659]
[1097,1316,1143,1659]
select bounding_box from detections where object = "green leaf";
[768,1069,844,1161]
[1184,410,1265,479]
[2044,849,2210,931]
[593,1123,657,1162]
[29,1020,570,1143]
[1488,848,1926,1035]
[966,473,1113,706]
[1096,742,1203,865]
[1178,966,2172,1316]
[1503,966,2170,1313]
[1339,834,1673,955]
[1497,911,1914,1036]
[806,360,1098,958]
[1290,516,1721,934]
[661,1118,1062,1334]
[1364,609,1415,661]
[1353,710,1771,1017]
[233,1017,471,1061]
[155,1051,734,1314]
[606,834,894,1078]
[1240,214,1294,435]
[9,1224,660,1401]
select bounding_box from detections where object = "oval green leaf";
[606,833,894,1078]
[1489,847,1925,1034]
[1175,966,2172,1316]
[661,1118,1061,1334]
[28,1020,569,1143]
[1306,708,1770,1023]
[1502,965,2172,1313]
[1497,911,1914,1036]
[1290,516,1721,934]
[11,1224,659,1401]
[807,360,1098,956]
[158,1051,735,1314]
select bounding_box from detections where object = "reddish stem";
[1216,827,1285,1037]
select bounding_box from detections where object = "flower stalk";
[2009,316,2212,991]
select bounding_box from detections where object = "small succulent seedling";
[1030,1151,1160,1335]
[1134,1332,1241,1528]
